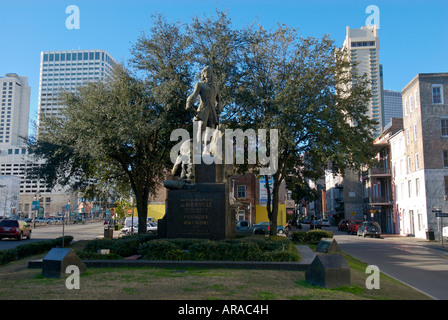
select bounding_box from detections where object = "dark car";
[251,222,285,235]
[338,219,350,231]
[236,220,251,235]
[347,220,363,235]
[357,221,382,238]
[0,219,32,240]
[310,219,322,230]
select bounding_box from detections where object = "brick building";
[391,73,448,239]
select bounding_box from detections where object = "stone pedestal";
[305,253,350,289]
[42,248,86,278]
[316,238,339,253]
[159,160,235,240]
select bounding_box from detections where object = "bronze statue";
[186,66,222,155]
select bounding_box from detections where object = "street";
[0,221,105,250]
[331,227,448,300]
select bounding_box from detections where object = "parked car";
[251,222,285,235]
[321,219,330,227]
[310,219,322,229]
[357,221,382,238]
[236,220,251,235]
[0,219,32,240]
[34,217,48,224]
[120,222,158,236]
[347,220,363,235]
[338,219,350,231]
[302,218,311,224]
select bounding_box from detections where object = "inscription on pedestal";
[161,183,232,240]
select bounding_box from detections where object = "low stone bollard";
[316,238,339,253]
[305,253,350,289]
[42,248,86,278]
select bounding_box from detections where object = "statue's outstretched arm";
[186,83,201,111]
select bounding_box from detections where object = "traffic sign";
[436,212,448,217]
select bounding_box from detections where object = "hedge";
[138,236,301,262]
[0,236,74,265]
[290,229,334,244]
[83,233,156,258]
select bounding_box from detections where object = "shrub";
[137,237,300,262]
[0,236,74,265]
[290,230,333,244]
[83,234,155,257]
[139,240,185,260]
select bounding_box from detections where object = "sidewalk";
[380,233,448,252]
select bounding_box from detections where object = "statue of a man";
[186,66,222,155]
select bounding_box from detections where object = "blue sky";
[1,0,447,124]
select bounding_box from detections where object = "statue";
[167,66,232,186]
[186,66,223,156]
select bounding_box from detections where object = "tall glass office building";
[382,89,403,128]
[38,49,117,125]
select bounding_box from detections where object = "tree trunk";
[265,175,280,237]
[134,188,148,234]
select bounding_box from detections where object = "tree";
[230,24,376,235]
[27,11,376,237]
[27,64,190,234]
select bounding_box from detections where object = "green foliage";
[83,234,156,258]
[139,240,186,261]
[138,237,300,262]
[290,230,334,244]
[0,236,74,265]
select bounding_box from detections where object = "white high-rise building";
[38,49,117,124]
[0,74,30,146]
[0,50,118,218]
[343,25,383,137]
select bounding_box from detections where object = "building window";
[408,180,412,198]
[441,118,448,136]
[432,84,443,104]
[443,150,448,168]
[407,156,411,173]
[415,153,419,171]
[413,123,418,141]
[409,96,413,112]
[237,210,246,221]
[414,90,418,108]
[404,100,408,116]
[416,178,420,197]
[406,128,410,145]
[237,185,246,198]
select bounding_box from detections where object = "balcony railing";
[369,167,391,176]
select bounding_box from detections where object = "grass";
[0,240,433,300]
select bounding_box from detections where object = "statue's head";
[201,66,213,83]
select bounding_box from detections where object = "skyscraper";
[343,25,383,137]
[0,73,30,146]
[38,49,117,124]
[383,89,403,128]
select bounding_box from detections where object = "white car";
[120,222,158,235]
[321,219,330,227]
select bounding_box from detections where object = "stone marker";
[42,248,86,278]
[305,253,350,289]
[316,238,339,253]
